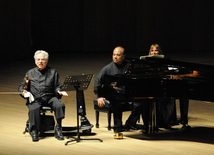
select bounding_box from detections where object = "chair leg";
[96,111,99,128]
[138,115,140,123]
[107,112,111,130]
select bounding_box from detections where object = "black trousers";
[27,97,65,132]
[99,87,127,132]
[110,101,123,132]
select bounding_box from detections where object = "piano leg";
[139,99,157,134]
[179,98,188,124]
[149,101,158,133]
[179,98,191,130]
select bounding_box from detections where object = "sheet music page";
[140,55,164,59]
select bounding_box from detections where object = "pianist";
[93,46,130,133]
[125,44,190,132]
[149,44,189,129]
[148,43,163,55]
[125,44,164,132]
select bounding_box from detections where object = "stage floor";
[0,51,214,155]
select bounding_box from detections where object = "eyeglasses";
[36,59,47,62]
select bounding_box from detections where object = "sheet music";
[140,55,164,59]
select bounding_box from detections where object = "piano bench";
[93,98,134,130]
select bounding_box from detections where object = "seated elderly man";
[19,50,68,142]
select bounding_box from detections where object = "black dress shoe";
[31,130,39,142]
[54,125,64,140]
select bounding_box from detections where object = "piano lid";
[124,56,214,102]
[126,56,214,79]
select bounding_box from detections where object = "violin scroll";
[24,75,29,90]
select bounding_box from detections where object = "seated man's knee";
[50,97,65,108]
[54,102,65,112]
[28,103,41,112]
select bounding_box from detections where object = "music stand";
[62,74,103,145]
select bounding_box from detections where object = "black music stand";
[62,74,103,145]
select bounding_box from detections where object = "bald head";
[112,46,125,64]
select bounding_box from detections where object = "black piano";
[111,56,214,133]
[115,56,214,102]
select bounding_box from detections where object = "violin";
[24,75,29,90]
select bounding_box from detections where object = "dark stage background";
[1,0,214,61]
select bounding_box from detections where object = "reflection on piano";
[110,56,214,133]
[119,56,214,102]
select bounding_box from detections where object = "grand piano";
[116,56,214,102]
[111,56,214,133]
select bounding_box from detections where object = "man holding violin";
[19,50,68,142]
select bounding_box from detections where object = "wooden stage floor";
[0,51,214,155]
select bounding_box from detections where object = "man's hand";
[97,97,106,107]
[58,91,68,96]
[22,90,28,97]
[113,86,122,91]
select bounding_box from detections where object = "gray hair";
[34,50,49,60]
